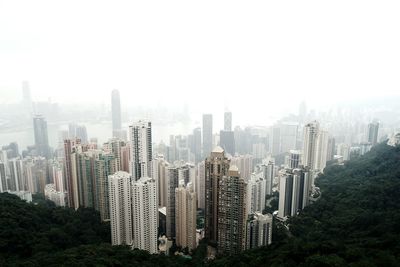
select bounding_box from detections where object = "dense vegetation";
[1,143,399,266]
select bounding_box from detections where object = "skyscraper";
[224,111,232,131]
[64,139,85,209]
[175,183,197,251]
[302,121,319,169]
[196,160,206,210]
[129,121,152,181]
[278,168,310,220]
[202,114,213,158]
[205,146,230,245]
[94,152,116,221]
[132,177,158,254]
[314,130,329,172]
[367,121,379,145]
[166,166,179,239]
[111,89,122,138]
[33,115,50,158]
[262,160,275,196]
[153,156,169,207]
[108,171,133,246]
[217,165,247,255]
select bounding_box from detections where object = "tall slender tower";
[111,89,122,138]
[132,177,158,254]
[217,165,247,255]
[129,121,152,181]
[202,114,213,158]
[302,121,320,169]
[108,171,132,246]
[166,166,179,239]
[33,115,50,158]
[204,146,230,245]
[175,183,197,251]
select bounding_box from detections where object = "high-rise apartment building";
[175,183,197,251]
[217,165,247,255]
[278,168,310,220]
[166,166,179,239]
[132,177,158,254]
[261,161,275,196]
[196,160,206,210]
[109,171,133,246]
[129,121,152,181]
[205,147,230,244]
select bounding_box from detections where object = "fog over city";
[1,1,400,264]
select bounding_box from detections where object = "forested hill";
[210,143,400,267]
[1,143,400,266]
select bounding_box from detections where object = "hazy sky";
[1,1,399,119]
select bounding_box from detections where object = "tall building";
[166,166,179,239]
[247,173,266,214]
[109,171,132,246]
[220,130,235,156]
[302,121,319,169]
[262,161,275,196]
[95,152,116,221]
[205,146,230,244]
[224,111,232,131]
[111,89,122,138]
[64,139,85,209]
[175,183,197,251]
[33,115,50,158]
[8,158,24,191]
[129,121,152,181]
[191,127,202,163]
[132,177,158,254]
[217,165,247,255]
[367,122,379,145]
[153,156,169,207]
[202,114,213,158]
[314,130,329,172]
[196,161,206,210]
[278,168,310,220]
[246,213,272,249]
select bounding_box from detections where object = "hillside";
[1,143,400,266]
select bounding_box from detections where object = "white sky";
[1,0,400,120]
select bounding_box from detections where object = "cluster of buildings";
[1,87,388,257]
